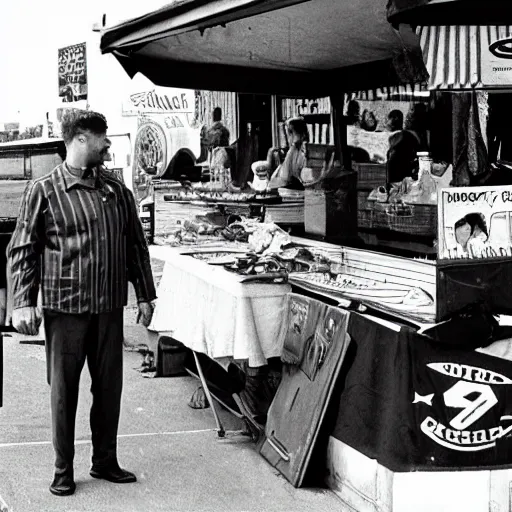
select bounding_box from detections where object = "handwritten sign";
[122,88,194,115]
[58,43,87,103]
[438,185,512,260]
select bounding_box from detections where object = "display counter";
[325,310,512,512]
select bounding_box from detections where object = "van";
[0,137,67,406]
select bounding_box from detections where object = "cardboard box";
[304,172,357,238]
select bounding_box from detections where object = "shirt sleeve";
[7,181,45,309]
[125,189,157,303]
[268,146,306,188]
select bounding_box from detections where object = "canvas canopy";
[100,0,420,96]
[387,0,512,27]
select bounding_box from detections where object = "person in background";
[386,110,404,132]
[360,110,378,132]
[268,116,309,190]
[345,100,361,126]
[386,103,430,185]
[206,107,230,150]
[7,109,157,497]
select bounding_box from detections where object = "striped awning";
[346,83,429,102]
[418,25,512,90]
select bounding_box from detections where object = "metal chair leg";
[192,351,226,437]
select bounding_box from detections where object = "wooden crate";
[306,143,336,173]
[353,163,387,190]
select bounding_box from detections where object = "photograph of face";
[323,314,338,344]
[454,212,489,253]
[290,300,308,336]
[300,334,325,382]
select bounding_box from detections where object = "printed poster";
[58,43,87,102]
[438,185,512,260]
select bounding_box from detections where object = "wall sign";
[123,88,194,116]
[58,43,87,103]
[438,185,512,260]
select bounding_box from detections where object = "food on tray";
[248,223,291,255]
[220,223,250,242]
[164,189,201,202]
[197,191,257,202]
[190,252,248,265]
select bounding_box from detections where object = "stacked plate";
[277,188,305,202]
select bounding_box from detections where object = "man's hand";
[12,306,42,335]
[137,301,155,328]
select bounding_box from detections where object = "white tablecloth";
[149,245,291,368]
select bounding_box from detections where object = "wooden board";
[259,297,351,487]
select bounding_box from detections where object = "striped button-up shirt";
[8,163,157,313]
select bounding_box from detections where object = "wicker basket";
[372,202,392,229]
[357,209,373,229]
[385,203,437,237]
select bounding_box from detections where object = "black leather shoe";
[90,465,137,483]
[50,474,76,496]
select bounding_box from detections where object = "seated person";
[268,117,308,190]
[386,103,429,186]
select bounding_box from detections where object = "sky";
[0,0,170,126]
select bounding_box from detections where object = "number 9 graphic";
[444,381,498,431]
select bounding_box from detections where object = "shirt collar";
[62,162,101,191]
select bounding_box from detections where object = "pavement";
[0,249,344,512]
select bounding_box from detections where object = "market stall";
[101,1,512,509]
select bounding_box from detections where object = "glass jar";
[417,152,433,177]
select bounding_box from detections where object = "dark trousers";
[44,308,124,477]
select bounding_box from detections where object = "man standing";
[7,110,157,497]
[206,107,230,150]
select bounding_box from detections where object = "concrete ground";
[0,252,344,512]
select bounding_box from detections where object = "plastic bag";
[397,171,437,205]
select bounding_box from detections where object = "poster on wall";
[58,43,87,103]
[438,185,512,260]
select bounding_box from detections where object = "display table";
[149,244,291,368]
